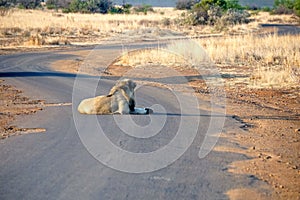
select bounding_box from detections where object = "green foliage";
[109,3,131,14]
[46,0,58,9]
[261,6,272,12]
[87,0,112,13]
[0,0,12,7]
[197,0,227,10]
[180,0,249,26]
[133,4,154,14]
[226,0,243,10]
[68,0,88,13]
[275,0,294,9]
[63,0,112,13]
[109,6,123,14]
[273,0,300,15]
[17,0,41,9]
[176,0,197,10]
[295,0,300,15]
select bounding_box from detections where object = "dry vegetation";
[0,8,183,46]
[113,33,299,89]
[0,8,299,47]
[197,34,300,88]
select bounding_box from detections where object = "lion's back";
[78,96,111,114]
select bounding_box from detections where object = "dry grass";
[0,8,183,46]
[197,34,300,88]
[0,9,298,47]
[115,48,189,68]
[115,34,299,89]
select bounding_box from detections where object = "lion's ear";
[109,86,118,95]
[120,85,129,91]
[132,82,136,89]
[129,80,136,89]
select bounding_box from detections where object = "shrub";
[17,0,41,9]
[0,7,10,16]
[0,0,14,7]
[261,7,272,12]
[272,4,294,14]
[181,0,249,26]
[275,0,295,9]
[273,0,300,16]
[87,0,112,13]
[219,8,250,25]
[176,0,197,10]
[133,4,154,14]
[68,0,88,13]
[162,17,171,26]
[226,0,244,10]
[46,0,58,9]
[198,0,227,10]
[109,3,132,14]
[295,0,300,15]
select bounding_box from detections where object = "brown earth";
[0,80,45,139]
[1,48,299,199]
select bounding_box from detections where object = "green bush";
[46,0,58,9]
[66,0,112,13]
[261,6,272,12]
[17,0,41,9]
[295,0,300,15]
[273,0,300,16]
[197,0,227,10]
[68,0,88,13]
[133,4,154,14]
[226,0,244,10]
[176,0,197,10]
[182,0,247,25]
[275,0,295,9]
[0,0,14,7]
[109,3,131,14]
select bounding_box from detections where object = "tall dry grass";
[0,8,184,46]
[197,34,300,88]
[116,34,299,89]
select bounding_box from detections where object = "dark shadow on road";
[0,71,91,78]
[0,72,248,84]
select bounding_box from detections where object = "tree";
[198,0,227,10]
[274,0,295,9]
[17,0,41,8]
[295,0,300,15]
[87,0,112,13]
[226,0,243,10]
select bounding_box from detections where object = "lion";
[77,79,151,115]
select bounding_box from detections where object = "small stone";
[279,185,284,189]
[292,165,298,169]
[265,155,272,160]
[295,129,300,133]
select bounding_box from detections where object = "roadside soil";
[0,47,299,199]
[0,80,45,139]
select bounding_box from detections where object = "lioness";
[78,79,151,115]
